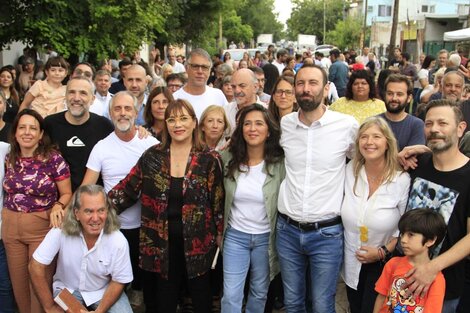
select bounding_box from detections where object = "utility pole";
[360,0,369,48]
[323,0,326,43]
[219,13,223,48]
[389,0,399,65]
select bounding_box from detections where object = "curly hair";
[226,104,284,179]
[345,70,376,100]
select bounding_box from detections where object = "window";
[378,5,392,17]
[422,5,435,13]
[367,6,373,13]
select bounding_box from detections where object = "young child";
[373,208,447,313]
[19,56,69,118]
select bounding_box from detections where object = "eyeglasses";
[257,78,266,83]
[188,63,211,72]
[274,89,293,96]
[168,84,183,89]
[166,115,193,126]
[73,69,93,79]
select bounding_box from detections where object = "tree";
[326,16,362,51]
[223,10,254,44]
[287,0,345,44]
[0,0,166,60]
[236,0,284,42]
[153,0,222,47]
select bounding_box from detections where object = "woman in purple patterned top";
[1,109,72,313]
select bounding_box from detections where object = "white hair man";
[29,185,133,312]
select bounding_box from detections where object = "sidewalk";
[133,279,350,312]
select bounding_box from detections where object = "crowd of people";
[0,42,469,313]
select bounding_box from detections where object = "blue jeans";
[71,289,132,313]
[221,226,270,313]
[443,298,460,313]
[276,216,343,313]
[0,240,14,313]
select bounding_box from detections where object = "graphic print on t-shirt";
[386,276,424,313]
[407,177,458,256]
[66,136,86,147]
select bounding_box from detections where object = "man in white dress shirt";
[90,70,113,118]
[276,64,358,313]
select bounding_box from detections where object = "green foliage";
[223,10,254,44]
[236,0,284,42]
[153,0,222,48]
[287,0,345,44]
[326,16,362,51]
[0,0,166,59]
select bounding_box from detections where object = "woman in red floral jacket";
[109,99,224,313]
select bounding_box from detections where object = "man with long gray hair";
[29,185,133,312]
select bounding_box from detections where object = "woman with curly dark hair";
[329,69,385,124]
[221,103,285,312]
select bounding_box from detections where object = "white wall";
[0,41,27,67]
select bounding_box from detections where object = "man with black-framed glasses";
[174,48,228,119]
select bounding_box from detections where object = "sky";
[273,0,293,29]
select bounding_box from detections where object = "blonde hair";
[352,116,402,194]
[198,105,230,146]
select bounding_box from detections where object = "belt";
[278,212,342,231]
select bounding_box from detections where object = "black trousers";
[143,220,212,313]
[121,228,142,290]
[346,261,384,313]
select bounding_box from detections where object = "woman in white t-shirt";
[341,117,410,313]
[221,104,285,312]
[417,55,436,90]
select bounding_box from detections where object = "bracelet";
[381,245,392,261]
[54,201,66,210]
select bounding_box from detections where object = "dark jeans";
[0,239,15,313]
[121,228,142,290]
[346,261,384,313]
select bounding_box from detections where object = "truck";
[257,34,273,48]
[297,34,317,52]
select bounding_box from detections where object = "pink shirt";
[3,151,70,213]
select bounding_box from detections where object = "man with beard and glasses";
[44,77,114,191]
[378,74,425,151]
[276,64,358,313]
[82,91,158,309]
[398,99,470,313]
[223,68,262,131]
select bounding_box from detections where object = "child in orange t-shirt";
[373,208,447,313]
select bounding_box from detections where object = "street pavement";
[132,279,350,312]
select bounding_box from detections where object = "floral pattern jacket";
[109,145,224,279]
